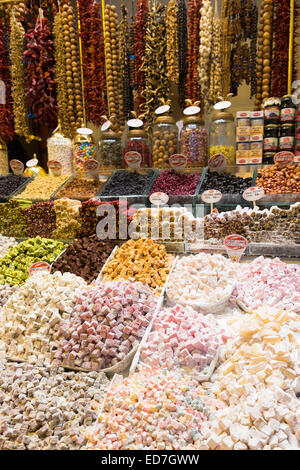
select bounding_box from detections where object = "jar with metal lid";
[99,128,122,169]
[47,128,73,175]
[209,103,236,166]
[152,115,178,168]
[124,129,151,167]
[0,140,9,175]
[263,97,281,125]
[263,124,279,152]
[280,95,296,123]
[263,151,276,165]
[279,123,295,151]
[73,129,97,177]
[180,114,208,167]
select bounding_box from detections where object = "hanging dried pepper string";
[78,0,107,126]
[178,0,188,107]
[134,0,148,114]
[0,18,14,143]
[187,0,201,102]
[271,0,290,97]
[166,0,179,83]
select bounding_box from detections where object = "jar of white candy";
[47,128,73,175]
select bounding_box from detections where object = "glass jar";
[280,95,296,123]
[180,115,208,167]
[263,97,281,125]
[47,131,73,175]
[124,129,151,167]
[99,129,122,169]
[152,115,178,168]
[0,140,9,175]
[209,108,236,166]
[73,130,97,177]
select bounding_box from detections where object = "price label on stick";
[169,154,187,173]
[47,160,62,177]
[243,186,264,207]
[201,189,222,213]
[274,151,294,165]
[10,159,24,175]
[29,261,51,276]
[149,192,169,207]
[208,153,226,172]
[84,159,99,180]
[224,234,248,262]
[125,151,142,171]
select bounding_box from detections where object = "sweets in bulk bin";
[231,256,300,312]
[149,169,201,196]
[51,199,81,240]
[101,170,155,197]
[13,175,70,200]
[0,237,66,286]
[141,304,229,371]
[51,235,114,283]
[24,201,56,238]
[167,253,237,309]
[0,284,19,310]
[78,199,128,238]
[54,279,157,371]
[0,174,30,198]
[102,238,174,292]
[47,132,73,175]
[0,234,17,258]
[0,271,87,364]
[55,176,103,200]
[0,200,30,238]
[86,367,225,450]
[256,164,300,194]
[200,171,252,194]
[0,361,109,450]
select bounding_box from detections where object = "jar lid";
[101,128,120,139]
[74,127,94,143]
[183,115,204,125]
[128,129,147,137]
[211,108,234,122]
[155,115,175,124]
[281,122,295,127]
[263,97,281,107]
[265,124,279,128]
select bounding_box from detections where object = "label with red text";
[29,261,51,276]
[149,192,169,206]
[274,151,294,165]
[201,189,222,203]
[47,160,62,176]
[169,154,187,172]
[84,159,99,179]
[242,186,265,202]
[224,234,248,262]
[10,159,24,175]
[125,151,142,170]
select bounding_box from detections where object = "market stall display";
[199,170,253,195]
[256,163,300,194]
[13,175,70,201]
[149,169,202,198]
[24,201,56,238]
[99,169,155,200]
[51,199,81,240]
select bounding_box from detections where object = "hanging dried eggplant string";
[53,9,72,138]
[240,0,252,39]
[178,0,188,107]
[271,0,290,97]
[187,0,201,102]
[119,0,132,122]
[166,0,179,83]
[198,0,213,108]
[221,0,230,96]
[78,0,107,126]
[292,0,299,83]
[10,9,31,142]
[255,0,274,110]
[230,42,250,96]
[141,1,168,128]
[134,0,148,114]
[250,0,258,98]
[0,18,14,143]
[208,1,222,104]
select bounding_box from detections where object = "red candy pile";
[149,169,202,196]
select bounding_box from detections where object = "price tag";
[208,153,226,172]
[125,151,142,171]
[47,160,62,176]
[28,261,51,276]
[10,159,24,175]
[243,186,265,202]
[274,151,294,165]
[84,158,99,180]
[149,192,169,206]
[201,189,222,203]
[169,154,187,172]
[224,234,248,262]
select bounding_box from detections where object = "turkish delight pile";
[232,256,300,312]
[140,304,229,371]
[54,279,157,371]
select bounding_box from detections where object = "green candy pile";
[0,237,67,286]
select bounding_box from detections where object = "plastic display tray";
[253,165,300,207]
[0,175,35,202]
[12,175,73,203]
[51,172,111,201]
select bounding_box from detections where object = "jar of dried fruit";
[152,115,178,168]
[209,103,236,166]
[99,128,122,170]
[180,114,208,167]
[124,129,151,167]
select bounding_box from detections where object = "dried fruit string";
[198,0,213,107]
[178,0,188,107]
[187,0,201,102]
[250,0,258,98]
[119,0,132,121]
[208,1,222,104]
[271,0,290,97]
[134,0,148,114]
[166,0,179,84]
[0,17,14,143]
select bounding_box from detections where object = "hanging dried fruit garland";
[23,17,58,129]
[141,2,168,127]
[178,0,188,107]
[250,1,258,98]
[134,0,148,114]
[209,6,222,104]
[0,19,14,143]
[78,0,107,126]
[166,0,179,83]
[271,0,290,97]
[187,0,201,102]
[119,0,132,121]
[293,0,299,84]
[198,0,213,107]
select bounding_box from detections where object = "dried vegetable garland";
[198,0,213,107]
[271,0,290,97]
[78,0,107,126]
[119,0,132,121]
[133,0,148,114]
[230,42,250,96]
[250,1,258,98]
[10,12,31,142]
[221,0,242,96]
[209,7,222,104]
[141,2,168,128]
[255,0,275,110]
[187,0,201,102]
[0,19,14,143]
[166,0,179,83]
[24,17,58,129]
[178,0,188,107]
